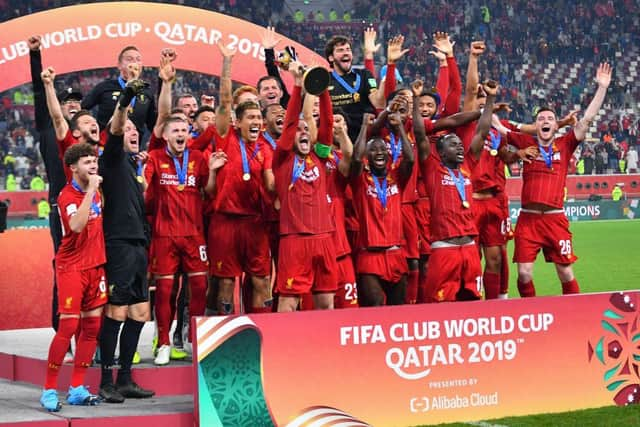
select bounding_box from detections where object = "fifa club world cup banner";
[0,2,325,93]
[194,291,640,426]
[509,199,640,223]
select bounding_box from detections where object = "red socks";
[186,274,207,342]
[154,278,174,346]
[483,271,500,300]
[299,293,314,310]
[188,274,207,317]
[517,279,536,297]
[405,270,419,304]
[562,279,580,294]
[45,317,79,389]
[500,246,509,296]
[71,316,102,387]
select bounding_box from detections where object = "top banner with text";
[0,2,325,93]
[194,291,640,426]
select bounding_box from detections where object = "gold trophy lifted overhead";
[276,46,330,95]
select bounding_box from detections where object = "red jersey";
[379,125,419,204]
[421,153,477,241]
[273,84,333,235]
[274,151,334,236]
[144,148,209,237]
[351,167,408,248]
[55,182,106,271]
[325,151,351,256]
[506,130,579,209]
[212,130,272,216]
[471,126,509,193]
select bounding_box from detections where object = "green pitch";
[428,402,640,426]
[504,220,640,296]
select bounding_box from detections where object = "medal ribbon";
[136,158,143,180]
[71,178,101,216]
[290,155,306,189]
[333,150,340,167]
[239,137,260,179]
[538,142,553,169]
[490,129,501,152]
[445,166,467,206]
[130,155,143,180]
[372,173,388,209]
[263,131,277,150]
[167,147,189,187]
[331,70,361,94]
[389,132,401,165]
[117,76,136,109]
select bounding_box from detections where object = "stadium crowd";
[1,0,640,190]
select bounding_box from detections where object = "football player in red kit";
[144,117,217,364]
[498,63,612,297]
[273,61,339,311]
[351,108,414,306]
[414,79,499,302]
[327,112,358,308]
[40,143,107,411]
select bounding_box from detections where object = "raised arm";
[445,56,461,115]
[153,50,177,138]
[574,63,611,141]
[386,36,408,98]
[69,174,102,233]
[363,26,380,78]
[433,32,461,116]
[316,88,334,146]
[261,26,290,107]
[215,41,236,138]
[393,111,414,179]
[412,80,430,161]
[278,61,304,152]
[28,36,51,131]
[303,93,318,143]
[333,115,353,177]
[432,110,481,131]
[351,114,373,177]
[431,48,449,115]
[369,94,407,137]
[462,41,485,112]
[369,35,408,109]
[41,67,69,141]
[110,63,143,137]
[469,81,498,159]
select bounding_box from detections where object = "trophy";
[276,46,330,96]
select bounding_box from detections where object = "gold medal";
[136,175,144,184]
[177,184,185,191]
[353,92,360,102]
[242,173,251,181]
[462,200,470,209]
[288,183,294,191]
[490,149,498,156]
